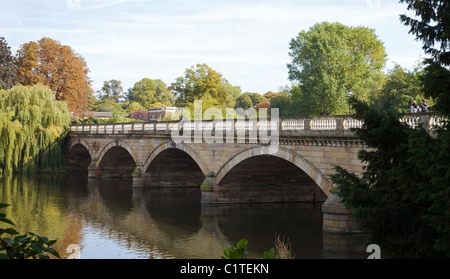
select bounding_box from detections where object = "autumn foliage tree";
[16,37,91,116]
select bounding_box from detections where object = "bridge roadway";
[66,114,441,205]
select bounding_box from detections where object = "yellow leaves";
[17,41,42,86]
[16,37,91,117]
[46,125,64,143]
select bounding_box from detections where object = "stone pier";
[321,190,371,259]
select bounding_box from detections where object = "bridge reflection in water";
[0,173,369,258]
[63,174,366,259]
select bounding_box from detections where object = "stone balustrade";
[70,113,445,138]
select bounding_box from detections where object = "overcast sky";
[0,0,425,94]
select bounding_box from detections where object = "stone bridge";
[65,114,441,205]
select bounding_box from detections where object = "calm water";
[0,173,367,259]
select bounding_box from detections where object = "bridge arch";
[215,146,333,197]
[95,140,138,177]
[142,142,208,175]
[65,138,94,171]
[142,142,207,187]
[68,138,95,160]
[96,140,138,168]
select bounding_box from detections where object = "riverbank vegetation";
[222,234,295,259]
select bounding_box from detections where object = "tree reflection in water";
[0,173,366,259]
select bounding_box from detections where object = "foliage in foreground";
[0,204,60,259]
[330,98,449,258]
[222,234,295,259]
[330,0,450,259]
[222,239,274,259]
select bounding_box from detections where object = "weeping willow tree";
[0,84,71,174]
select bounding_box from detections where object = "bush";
[0,204,60,259]
[222,239,277,259]
[127,110,149,122]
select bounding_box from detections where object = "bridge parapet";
[70,116,360,133]
[70,113,445,139]
[399,113,447,130]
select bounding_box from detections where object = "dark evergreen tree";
[400,0,450,116]
[399,0,449,66]
[330,98,449,258]
[330,0,450,258]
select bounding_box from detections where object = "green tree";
[221,82,242,108]
[0,84,71,174]
[88,98,126,121]
[263,91,279,101]
[234,92,265,110]
[265,85,305,117]
[126,101,146,113]
[234,94,253,110]
[421,60,450,115]
[270,94,293,118]
[0,37,18,90]
[287,22,386,116]
[288,84,304,116]
[371,64,425,114]
[98,79,124,102]
[244,92,265,107]
[128,78,174,108]
[172,63,240,114]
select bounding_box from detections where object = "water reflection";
[0,174,367,259]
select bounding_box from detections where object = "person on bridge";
[410,100,421,113]
[419,98,429,113]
